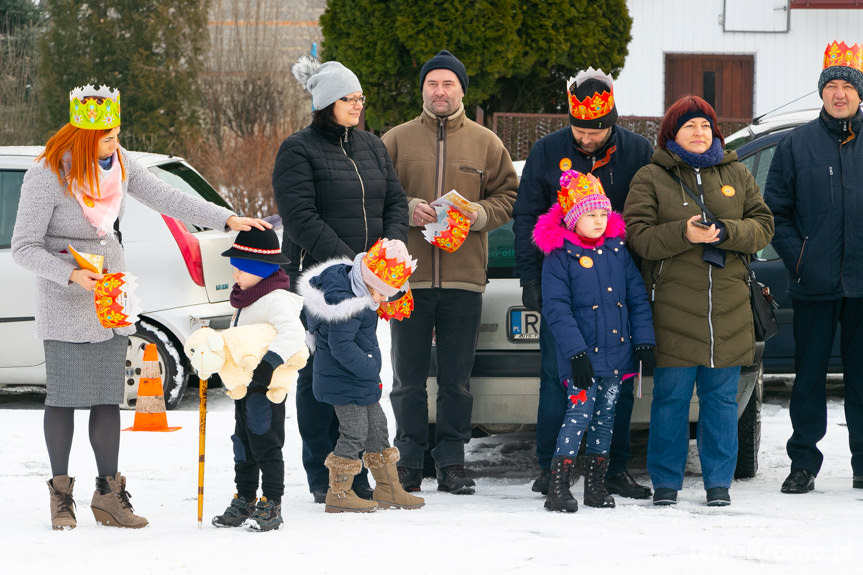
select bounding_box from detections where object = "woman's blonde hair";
[38,123,126,197]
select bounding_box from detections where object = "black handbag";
[666,169,779,342]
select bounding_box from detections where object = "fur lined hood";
[296,258,377,323]
[532,204,626,255]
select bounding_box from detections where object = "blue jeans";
[536,319,635,472]
[555,376,621,457]
[647,365,740,490]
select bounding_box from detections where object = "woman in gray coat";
[11,85,268,530]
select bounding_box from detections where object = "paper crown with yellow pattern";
[558,170,611,231]
[361,238,417,299]
[69,85,121,130]
[819,41,863,98]
[566,68,617,129]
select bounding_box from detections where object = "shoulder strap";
[665,169,717,221]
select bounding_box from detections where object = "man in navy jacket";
[513,68,653,498]
[765,41,863,495]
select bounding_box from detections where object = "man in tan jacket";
[382,50,517,494]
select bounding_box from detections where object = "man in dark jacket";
[382,51,518,495]
[513,68,653,499]
[764,41,863,495]
[272,58,408,503]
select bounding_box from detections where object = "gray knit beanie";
[818,65,863,99]
[292,56,362,110]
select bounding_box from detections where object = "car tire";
[734,366,762,479]
[124,319,188,411]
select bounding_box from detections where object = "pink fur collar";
[532,204,626,255]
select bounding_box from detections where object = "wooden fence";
[491,113,750,161]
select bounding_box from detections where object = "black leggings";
[44,404,120,478]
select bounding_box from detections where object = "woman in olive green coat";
[623,96,773,507]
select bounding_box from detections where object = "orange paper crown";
[377,289,415,321]
[557,170,604,214]
[362,238,416,295]
[568,89,615,122]
[823,41,863,72]
[431,208,470,253]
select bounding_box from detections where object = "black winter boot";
[583,454,615,508]
[544,456,578,513]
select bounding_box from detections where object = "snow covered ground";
[0,326,858,574]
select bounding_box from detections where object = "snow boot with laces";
[47,475,76,530]
[544,456,578,512]
[363,447,425,509]
[324,453,378,513]
[583,454,615,508]
[212,494,256,528]
[91,472,149,528]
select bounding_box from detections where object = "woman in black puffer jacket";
[272,57,408,504]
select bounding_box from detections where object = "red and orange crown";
[823,41,863,72]
[558,170,611,230]
[567,68,615,122]
[361,238,416,297]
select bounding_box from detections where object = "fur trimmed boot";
[544,456,578,512]
[363,447,425,510]
[324,453,378,514]
[47,475,77,530]
[91,473,149,528]
[583,454,615,508]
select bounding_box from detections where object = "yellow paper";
[68,245,104,273]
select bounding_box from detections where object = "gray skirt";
[44,335,128,408]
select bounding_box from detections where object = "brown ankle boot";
[47,475,77,530]
[324,454,378,514]
[91,473,149,528]
[363,448,424,510]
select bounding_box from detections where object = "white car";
[0,147,239,409]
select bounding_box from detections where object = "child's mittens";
[569,351,594,390]
[251,360,275,385]
[633,345,657,376]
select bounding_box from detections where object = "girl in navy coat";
[533,170,655,512]
[298,238,424,514]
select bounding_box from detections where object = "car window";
[753,146,777,193]
[0,170,25,249]
[147,161,231,231]
[488,220,516,279]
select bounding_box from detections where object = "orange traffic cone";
[123,343,181,432]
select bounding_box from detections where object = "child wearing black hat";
[211,227,307,532]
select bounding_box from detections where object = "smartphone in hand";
[691,219,712,229]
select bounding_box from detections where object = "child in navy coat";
[532,170,656,512]
[298,238,425,513]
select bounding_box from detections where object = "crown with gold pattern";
[819,41,863,98]
[823,41,863,72]
[361,238,417,299]
[69,84,121,130]
[566,68,617,128]
[558,170,611,231]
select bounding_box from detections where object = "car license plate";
[509,308,540,342]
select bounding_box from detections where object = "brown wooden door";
[665,54,754,120]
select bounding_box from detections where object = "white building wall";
[615,0,863,118]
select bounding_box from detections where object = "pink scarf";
[64,151,123,237]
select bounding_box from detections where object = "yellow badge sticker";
[559,158,572,172]
[721,185,736,197]
[579,256,594,268]
[83,196,95,207]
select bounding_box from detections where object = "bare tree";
[0,13,41,145]
[186,0,310,218]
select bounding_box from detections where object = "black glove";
[633,345,656,377]
[569,351,594,389]
[522,280,542,312]
[251,360,275,385]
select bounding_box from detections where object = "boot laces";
[116,487,135,512]
[56,491,76,515]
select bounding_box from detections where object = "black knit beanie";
[818,65,863,99]
[569,78,618,129]
[420,50,468,94]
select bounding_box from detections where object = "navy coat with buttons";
[533,209,655,381]
[296,258,382,406]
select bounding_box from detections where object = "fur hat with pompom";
[292,56,362,111]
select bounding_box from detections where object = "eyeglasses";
[339,95,366,105]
